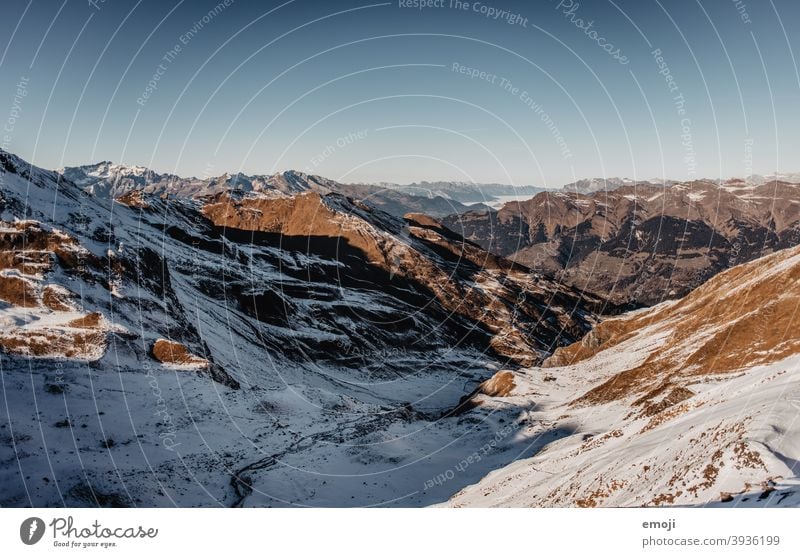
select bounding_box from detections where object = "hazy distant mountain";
[559,177,668,194]
[361,180,544,205]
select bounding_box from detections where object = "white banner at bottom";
[1,508,798,556]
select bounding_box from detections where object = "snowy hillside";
[0,148,599,507]
[446,245,800,507]
[3,146,799,508]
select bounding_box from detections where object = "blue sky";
[1,0,799,186]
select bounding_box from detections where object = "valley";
[1,148,799,508]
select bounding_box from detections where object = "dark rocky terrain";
[443,181,800,306]
[0,148,601,507]
[6,147,799,508]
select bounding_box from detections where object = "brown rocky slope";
[443,180,800,306]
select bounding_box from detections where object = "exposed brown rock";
[0,220,94,282]
[202,191,343,237]
[638,386,694,417]
[151,339,209,367]
[0,275,38,307]
[0,250,51,274]
[0,329,106,360]
[42,285,75,311]
[66,312,103,329]
[477,370,516,397]
[115,190,149,208]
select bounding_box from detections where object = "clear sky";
[1,0,799,186]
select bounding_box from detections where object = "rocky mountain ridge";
[443,180,800,306]
[0,148,599,507]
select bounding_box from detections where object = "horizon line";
[1,146,794,189]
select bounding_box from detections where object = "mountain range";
[443,179,800,306]
[61,162,517,218]
[1,148,799,507]
[0,149,599,506]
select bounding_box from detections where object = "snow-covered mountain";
[61,161,338,199]
[0,148,601,507]
[4,147,800,508]
[61,162,486,218]
[445,244,800,507]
